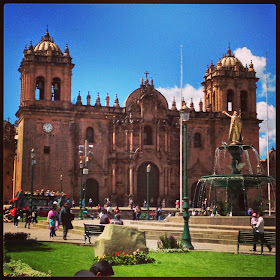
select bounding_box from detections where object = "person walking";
[24,207,32,229]
[59,202,72,240]
[49,214,56,240]
[31,208,38,224]
[14,208,21,227]
[251,212,272,252]
[47,202,60,235]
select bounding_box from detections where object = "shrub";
[3,260,51,277]
[97,249,155,266]
[4,232,30,241]
[157,234,183,250]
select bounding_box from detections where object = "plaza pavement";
[3,219,275,255]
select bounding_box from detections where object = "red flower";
[122,252,125,255]
[115,252,119,256]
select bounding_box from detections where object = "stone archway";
[137,162,159,206]
[85,178,99,207]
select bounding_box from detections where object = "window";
[240,91,248,112]
[44,146,50,154]
[227,90,234,111]
[143,126,153,145]
[52,78,61,101]
[194,133,202,148]
[36,76,45,100]
[86,127,94,143]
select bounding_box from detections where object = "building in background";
[12,30,263,208]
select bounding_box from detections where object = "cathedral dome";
[216,47,244,68]
[33,30,63,55]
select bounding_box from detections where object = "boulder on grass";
[94,224,148,257]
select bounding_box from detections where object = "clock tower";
[15,29,75,192]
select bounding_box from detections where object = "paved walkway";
[3,220,275,255]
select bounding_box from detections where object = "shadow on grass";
[5,240,53,253]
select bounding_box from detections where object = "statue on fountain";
[222,110,243,145]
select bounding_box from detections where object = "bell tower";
[18,29,74,108]
[201,46,259,118]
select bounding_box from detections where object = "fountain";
[193,111,276,216]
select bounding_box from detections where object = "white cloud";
[156,84,204,111]
[233,47,276,97]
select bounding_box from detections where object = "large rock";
[94,224,148,257]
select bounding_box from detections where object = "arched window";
[52,77,61,101]
[86,127,94,143]
[227,90,234,111]
[36,76,45,100]
[194,133,202,148]
[143,126,153,145]
[240,91,248,112]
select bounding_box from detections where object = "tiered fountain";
[194,111,275,215]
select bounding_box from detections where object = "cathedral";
[13,30,261,207]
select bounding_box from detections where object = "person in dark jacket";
[59,202,72,240]
[100,209,110,224]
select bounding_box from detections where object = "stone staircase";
[33,218,275,245]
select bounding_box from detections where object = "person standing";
[88,198,93,208]
[31,208,38,224]
[251,212,272,252]
[47,202,60,235]
[59,202,72,240]
[135,205,141,221]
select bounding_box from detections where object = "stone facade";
[13,30,262,207]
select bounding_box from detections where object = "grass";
[5,241,276,277]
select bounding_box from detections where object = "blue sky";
[3,3,276,159]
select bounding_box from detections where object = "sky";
[3,3,276,159]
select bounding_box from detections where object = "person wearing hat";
[59,202,72,240]
[74,260,114,277]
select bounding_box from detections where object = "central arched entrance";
[85,178,99,207]
[137,162,159,206]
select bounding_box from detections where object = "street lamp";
[79,160,84,220]
[30,148,36,210]
[60,175,63,194]
[180,103,194,249]
[146,164,151,220]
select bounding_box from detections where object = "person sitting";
[110,214,123,225]
[100,208,110,224]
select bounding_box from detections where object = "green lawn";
[5,242,275,277]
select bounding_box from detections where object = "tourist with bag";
[59,202,72,240]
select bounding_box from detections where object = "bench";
[237,230,275,254]
[84,223,105,244]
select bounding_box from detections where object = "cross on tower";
[144,71,149,79]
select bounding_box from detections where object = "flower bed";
[97,249,155,265]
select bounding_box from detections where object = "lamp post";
[79,160,84,220]
[30,149,36,210]
[146,164,151,220]
[180,104,194,249]
[60,175,63,194]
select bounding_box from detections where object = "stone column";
[112,164,116,194]
[130,130,133,152]
[112,126,116,151]
[125,130,128,151]
[129,165,133,195]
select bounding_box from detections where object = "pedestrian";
[31,208,38,223]
[88,197,93,208]
[156,207,162,220]
[14,208,21,227]
[47,202,60,235]
[129,198,134,209]
[107,204,113,218]
[104,197,108,205]
[250,212,258,229]
[162,198,166,208]
[59,202,73,240]
[72,199,75,208]
[97,204,101,213]
[24,207,32,229]
[49,214,56,239]
[250,212,272,252]
[110,214,124,225]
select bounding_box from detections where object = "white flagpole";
[180,44,183,213]
[266,52,271,216]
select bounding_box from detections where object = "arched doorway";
[85,178,99,207]
[137,162,159,206]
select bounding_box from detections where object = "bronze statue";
[222,110,243,144]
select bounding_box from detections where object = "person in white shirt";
[251,212,272,252]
